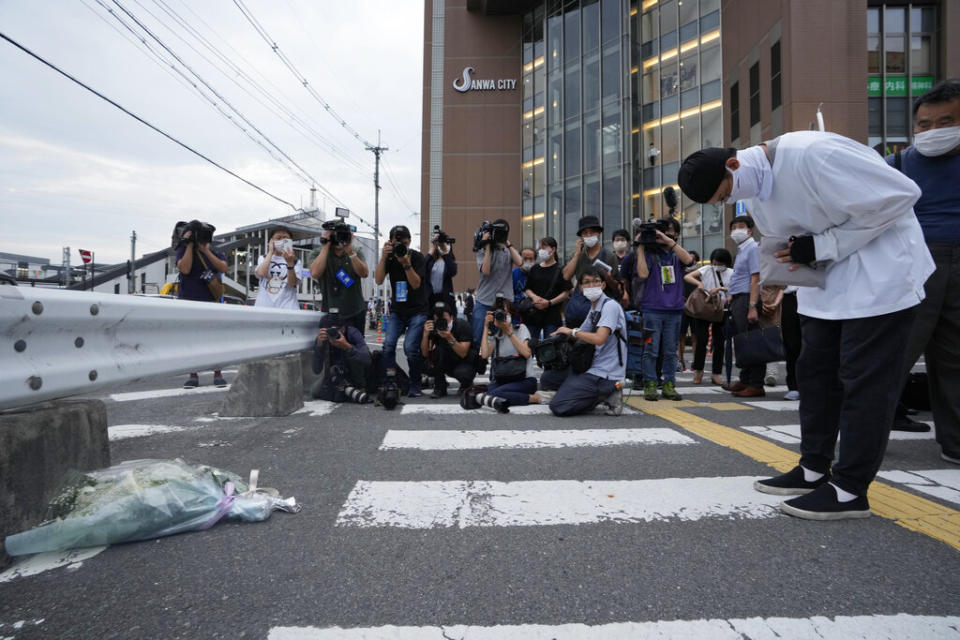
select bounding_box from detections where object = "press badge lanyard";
[649,251,676,291]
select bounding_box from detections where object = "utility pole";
[366,130,388,297]
[62,246,70,288]
[128,231,137,294]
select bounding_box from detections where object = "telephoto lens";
[493,309,507,324]
[327,327,341,341]
[392,242,408,258]
[341,385,372,404]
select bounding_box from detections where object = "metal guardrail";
[0,287,321,410]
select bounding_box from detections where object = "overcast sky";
[0,0,423,266]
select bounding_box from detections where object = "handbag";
[196,252,225,301]
[758,236,827,288]
[491,335,527,384]
[684,287,725,323]
[733,326,785,367]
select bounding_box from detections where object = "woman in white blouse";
[480,303,541,406]
[683,248,733,385]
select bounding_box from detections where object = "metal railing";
[0,287,321,410]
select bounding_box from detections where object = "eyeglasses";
[580,279,603,287]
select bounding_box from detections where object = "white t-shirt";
[488,322,536,379]
[255,255,303,310]
[696,265,731,302]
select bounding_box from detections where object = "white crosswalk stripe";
[379,428,696,450]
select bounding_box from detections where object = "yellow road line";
[628,399,960,552]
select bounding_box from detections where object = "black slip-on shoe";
[754,465,830,496]
[892,416,931,432]
[779,484,871,520]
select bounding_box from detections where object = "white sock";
[830,482,858,503]
[801,465,824,482]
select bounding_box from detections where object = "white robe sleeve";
[807,142,921,264]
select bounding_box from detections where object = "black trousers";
[781,292,802,391]
[797,306,918,496]
[730,293,766,387]
[691,317,725,374]
[425,344,476,389]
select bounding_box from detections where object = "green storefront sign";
[868,75,934,97]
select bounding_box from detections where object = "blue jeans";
[472,301,491,347]
[641,310,682,384]
[383,312,427,391]
[488,377,538,406]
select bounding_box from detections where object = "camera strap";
[588,298,626,367]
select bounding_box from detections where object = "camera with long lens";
[391,241,408,259]
[378,368,400,410]
[492,293,508,325]
[430,302,449,338]
[329,365,372,404]
[173,220,216,248]
[432,225,455,246]
[320,219,355,247]
[633,219,671,247]
[531,334,572,371]
[472,220,509,252]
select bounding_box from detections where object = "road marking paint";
[379,428,696,450]
[108,386,229,402]
[108,424,187,440]
[701,401,753,411]
[744,424,935,442]
[877,470,960,506]
[0,547,106,583]
[742,400,801,411]
[627,399,960,551]
[398,404,635,416]
[268,614,960,639]
[296,400,338,417]
[336,476,783,529]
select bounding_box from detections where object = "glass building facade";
[519,0,724,259]
[867,4,938,155]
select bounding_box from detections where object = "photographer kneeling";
[478,300,540,408]
[311,309,372,403]
[420,301,476,398]
[548,267,627,417]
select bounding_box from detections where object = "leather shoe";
[733,386,766,398]
[723,381,747,393]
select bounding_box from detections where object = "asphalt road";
[1,349,959,639]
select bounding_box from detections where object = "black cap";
[390,225,411,240]
[677,147,737,203]
[576,215,603,236]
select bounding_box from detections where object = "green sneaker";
[643,381,659,401]
[661,381,683,401]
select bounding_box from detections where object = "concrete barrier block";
[0,399,110,569]
[220,355,304,417]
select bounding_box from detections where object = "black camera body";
[492,292,508,325]
[320,219,355,247]
[634,219,671,247]
[472,220,509,252]
[327,327,341,341]
[379,368,400,410]
[432,225,455,246]
[434,316,448,333]
[532,334,571,371]
[173,220,216,248]
[391,241,408,259]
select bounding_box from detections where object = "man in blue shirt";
[548,267,627,416]
[723,214,765,397]
[887,79,960,464]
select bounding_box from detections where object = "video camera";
[319,218,355,247]
[432,225,455,246]
[532,334,571,371]
[173,220,216,248]
[472,220,509,252]
[633,219,671,247]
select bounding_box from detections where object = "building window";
[729,81,740,140]
[749,62,760,126]
[771,41,781,110]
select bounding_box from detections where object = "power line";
[0,30,298,210]
[232,0,375,149]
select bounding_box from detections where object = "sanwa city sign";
[452,66,517,93]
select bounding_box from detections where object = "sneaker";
[213,376,228,388]
[183,377,199,389]
[784,390,800,401]
[604,387,623,416]
[429,384,447,399]
[661,381,683,401]
[892,416,931,432]
[754,465,830,496]
[643,381,659,401]
[764,375,777,387]
[942,452,960,465]
[780,484,871,520]
[407,388,423,398]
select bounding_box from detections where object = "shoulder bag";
[684,286,725,323]
[491,333,528,384]
[757,236,827,288]
[733,326,785,367]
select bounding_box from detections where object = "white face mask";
[439,245,450,255]
[725,146,774,203]
[914,125,960,157]
[713,265,728,273]
[582,235,600,248]
[582,286,604,301]
[613,240,629,252]
[537,248,553,262]
[521,261,535,272]
[730,229,750,245]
